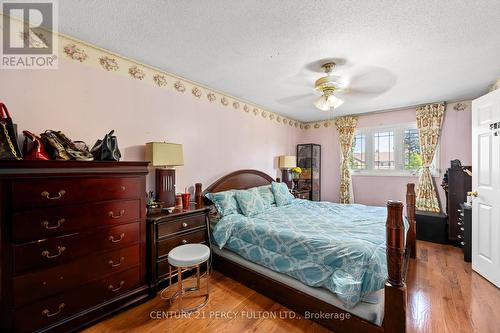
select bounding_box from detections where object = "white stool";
[164,244,210,313]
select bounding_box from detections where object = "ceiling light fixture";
[314,89,344,111]
[314,62,344,112]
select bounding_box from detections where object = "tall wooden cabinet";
[297,144,321,201]
[0,160,150,333]
[442,164,472,243]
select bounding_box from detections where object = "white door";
[472,89,500,287]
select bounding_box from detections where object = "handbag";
[91,130,121,161]
[22,130,50,160]
[0,103,22,160]
[41,130,94,161]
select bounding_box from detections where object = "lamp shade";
[279,155,296,169]
[145,142,184,167]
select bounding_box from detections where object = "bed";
[203,170,416,333]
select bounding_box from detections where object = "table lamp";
[145,142,184,208]
[278,155,296,189]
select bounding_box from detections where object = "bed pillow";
[235,187,270,216]
[255,185,276,207]
[271,181,294,206]
[204,190,240,217]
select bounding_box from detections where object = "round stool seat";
[168,244,210,267]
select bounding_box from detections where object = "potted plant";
[291,167,302,191]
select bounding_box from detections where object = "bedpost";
[406,183,416,259]
[383,201,406,333]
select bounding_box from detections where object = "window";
[404,129,423,170]
[374,131,394,169]
[350,134,366,169]
[350,122,438,176]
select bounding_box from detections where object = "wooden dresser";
[0,160,150,333]
[147,203,209,292]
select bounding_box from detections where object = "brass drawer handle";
[109,233,125,243]
[41,218,65,230]
[108,280,125,292]
[41,190,66,200]
[108,210,125,219]
[108,256,125,267]
[181,222,188,228]
[182,239,188,245]
[42,246,66,259]
[41,303,65,317]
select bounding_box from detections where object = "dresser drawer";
[13,244,140,306]
[11,177,143,210]
[157,213,206,237]
[157,228,206,258]
[14,266,141,333]
[12,199,140,243]
[13,222,140,274]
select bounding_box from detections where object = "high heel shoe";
[22,130,50,160]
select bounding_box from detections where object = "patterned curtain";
[335,116,358,204]
[416,103,446,212]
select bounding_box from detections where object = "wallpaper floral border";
[298,100,472,131]
[57,34,309,130]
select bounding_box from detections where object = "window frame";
[350,122,440,177]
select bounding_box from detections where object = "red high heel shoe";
[22,130,50,160]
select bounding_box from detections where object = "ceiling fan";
[276,60,396,112]
[313,62,344,111]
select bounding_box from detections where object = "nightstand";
[147,202,210,293]
[293,190,310,200]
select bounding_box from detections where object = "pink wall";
[299,104,472,207]
[0,59,300,193]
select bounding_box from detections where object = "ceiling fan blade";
[343,66,397,95]
[336,87,377,97]
[276,93,315,104]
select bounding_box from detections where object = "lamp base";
[281,169,293,189]
[156,168,176,208]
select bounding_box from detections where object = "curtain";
[335,116,358,204]
[416,102,446,212]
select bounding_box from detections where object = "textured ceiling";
[57,0,500,121]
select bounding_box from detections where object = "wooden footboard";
[383,183,416,333]
[406,183,417,259]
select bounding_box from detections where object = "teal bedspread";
[212,199,408,308]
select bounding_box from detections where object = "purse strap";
[0,103,12,119]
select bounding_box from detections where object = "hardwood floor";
[84,241,500,333]
[407,241,499,333]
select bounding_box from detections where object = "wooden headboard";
[203,169,274,194]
